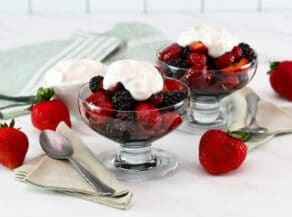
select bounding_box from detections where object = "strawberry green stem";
[267,61,280,75]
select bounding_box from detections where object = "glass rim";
[156,43,258,72]
[78,79,191,113]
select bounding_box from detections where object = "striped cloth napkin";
[0,22,169,119]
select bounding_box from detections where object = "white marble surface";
[0,12,292,217]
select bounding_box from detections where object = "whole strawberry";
[199,129,248,175]
[0,119,29,169]
[268,61,292,101]
[31,88,71,130]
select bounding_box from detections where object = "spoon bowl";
[40,130,73,159]
[39,130,115,196]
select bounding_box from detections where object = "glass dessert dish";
[78,80,190,181]
[157,43,258,134]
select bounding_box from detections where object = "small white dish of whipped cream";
[43,59,107,116]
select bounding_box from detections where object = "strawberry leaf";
[267,61,280,75]
[227,130,250,142]
[0,119,17,129]
[32,87,55,104]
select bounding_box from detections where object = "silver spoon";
[241,93,268,136]
[39,130,115,197]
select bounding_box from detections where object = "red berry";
[269,61,292,101]
[220,75,240,90]
[199,130,247,175]
[188,42,208,53]
[213,52,235,69]
[85,91,109,106]
[136,103,163,133]
[84,92,114,126]
[181,67,213,90]
[162,112,182,131]
[164,79,185,91]
[231,46,243,60]
[0,122,29,169]
[187,52,207,70]
[221,57,249,74]
[31,99,71,131]
[159,43,183,61]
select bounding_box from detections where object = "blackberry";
[238,43,257,62]
[162,91,187,107]
[105,112,136,141]
[207,56,216,70]
[111,89,136,111]
[182,47,190,58]
[168,58,190,69]
[116,111,136,122]
[89,76,103,92]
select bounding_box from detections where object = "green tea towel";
[0,22,169,119]
[14,122,132,210]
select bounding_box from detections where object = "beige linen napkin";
[227,87,292,150]
[14,122,132,210]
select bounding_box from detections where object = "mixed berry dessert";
[78,60,189,181]
[156,24,258,133]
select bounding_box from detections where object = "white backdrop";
[0,0,292,13]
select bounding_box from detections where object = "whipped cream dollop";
[103,59,163,101]
[177,24,239,58]
[43,59,107,86]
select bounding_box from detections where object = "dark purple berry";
[89,76,103,92]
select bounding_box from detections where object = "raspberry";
[89,76,103,92]
[162,91,187,107]
[238,43,257,62]
[111,89,136,111]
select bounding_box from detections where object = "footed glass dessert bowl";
[157,42,258,134]
[78,80,190,181]
[155,24,260,134]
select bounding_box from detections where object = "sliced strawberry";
[213,52,235,69]
[84,92,114,127]
[159,43,183,61]
[231,46,243,60]
[181,67,213,90]
[164,79,185,91]
[189,42,208,53]
[162,112,182,131]
[220,75,240,90]
[187,52,207,70]
[222,57,249,74]
[136,103,163,132]
[85,91,109,106]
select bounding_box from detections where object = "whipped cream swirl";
[103,59,163,101]
[177,24,239,58]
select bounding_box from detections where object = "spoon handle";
[68,157,115,196]
[246,93,260,120]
